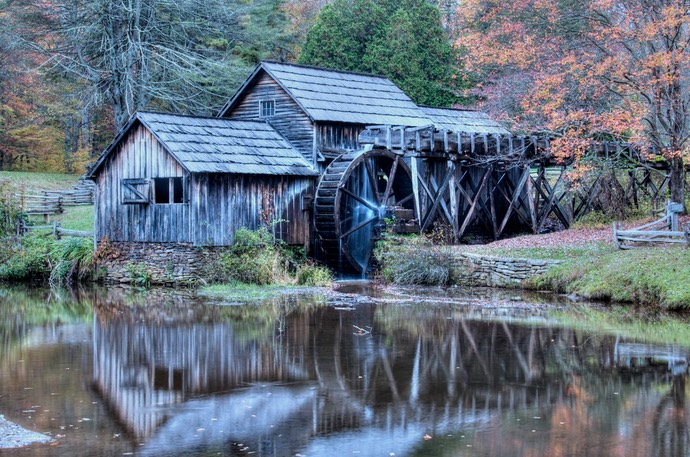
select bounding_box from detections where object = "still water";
[1,284,689,457]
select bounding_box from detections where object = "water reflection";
[0,285,689,456]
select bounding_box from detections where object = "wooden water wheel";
[314,148,417,274]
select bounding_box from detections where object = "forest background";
[0,0,688,205]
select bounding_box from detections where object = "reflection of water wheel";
[314,148,416,274]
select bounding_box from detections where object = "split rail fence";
[613,201,690,249]
[17,180,94,222]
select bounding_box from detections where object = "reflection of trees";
[0,286,93,364]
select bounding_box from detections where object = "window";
[121,179,150,204]
[153,177,184,204]
[259,100,275,118]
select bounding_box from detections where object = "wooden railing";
[21,221,93,239]
[613,201,689,248]
[16,180,94,222]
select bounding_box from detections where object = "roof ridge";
[137,111,271,125]
[261,60,389,80]
[418,105,481,112]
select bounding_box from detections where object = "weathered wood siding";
[223,72,315,163]
[94,124,190,243]
[190,174,312,246]
[315,122,364,152]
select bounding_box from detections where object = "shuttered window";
[121,179,150,204]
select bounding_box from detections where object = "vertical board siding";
[94,124,189,243]
[191,174,313,246]
[315,123,364,152]
[222,72,315,164]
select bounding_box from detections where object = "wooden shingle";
[89,112,318,178]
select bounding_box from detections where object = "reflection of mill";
[92,295,690,456]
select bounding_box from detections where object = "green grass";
[51,205,94,231]
[0,171,82,191]
[527,246,690,310]
[0,171,95,232]
[548,305,690,346]
[199,281,328,301]
[476,242,616,261]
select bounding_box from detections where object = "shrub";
[204,228,287,285]
[0,179,25,237]
[296,262,333,286]
[0,234,53,280]
[49,237,96,286]
[204,227,333,287]
[374,235,452,285]
[124,262,153,288]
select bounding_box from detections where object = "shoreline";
[0,414,53,449]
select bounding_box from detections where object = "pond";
[1,283,689,457]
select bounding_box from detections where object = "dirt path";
[0,415,53,449]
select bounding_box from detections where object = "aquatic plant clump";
[374,235,452,285]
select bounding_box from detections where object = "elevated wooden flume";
[354,124,675,246]
[359,124,661,166]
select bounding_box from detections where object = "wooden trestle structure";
[358,125,679,242]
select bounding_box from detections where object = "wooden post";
[526,170,538,232]
[448,160,458,242]
[411,156,421,224]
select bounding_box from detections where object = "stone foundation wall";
[451,252,561,287]
[97,241,223,284]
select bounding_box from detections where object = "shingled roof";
[89,112,318,177]
[219,62,433,127]
[419,106,510,135]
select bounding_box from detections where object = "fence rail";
[15,180,94,221]
[614,201,689,248]
[21,221,93,239]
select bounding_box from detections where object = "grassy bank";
[526,246,690,310]
[376,234,690,311]
[472,240,690,310]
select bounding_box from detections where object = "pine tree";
[299,0,464,106]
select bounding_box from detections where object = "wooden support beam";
[411,157,421,223]
[535,168,571,231]
[497,167,531,238]
[527,171,538,232]
[457,168,491,239]
[421,166,454,232]
[449,162,459,242]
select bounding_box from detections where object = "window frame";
[152,177,185,205]
[259,99,275,118]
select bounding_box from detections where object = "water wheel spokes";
[315,149,417,274]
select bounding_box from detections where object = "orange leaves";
[457,0,690,188]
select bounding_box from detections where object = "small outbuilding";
[87,112,317,282]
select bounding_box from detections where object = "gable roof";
[219,61,433,127]
[419,106,510,135]
[88,112,318,178]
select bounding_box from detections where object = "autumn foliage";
[458,0,689,203]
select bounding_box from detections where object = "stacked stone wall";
[97,241,223,284]
[451,252,561,287]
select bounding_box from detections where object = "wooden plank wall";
[94,125,189,243]
[315,122,364,153]
[190,174,313,246]
[223,72,315,164]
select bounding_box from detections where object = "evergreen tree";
[299,0,463,106]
